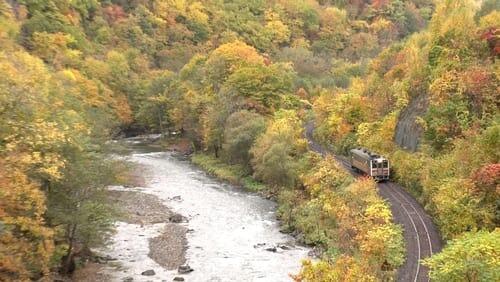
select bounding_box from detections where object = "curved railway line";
[305,122,442,282]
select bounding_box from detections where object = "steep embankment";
[305,121,442,282]
[394,94,429,151]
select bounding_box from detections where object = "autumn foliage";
[1,0,498,280]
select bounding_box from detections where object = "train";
[349,147,390,181]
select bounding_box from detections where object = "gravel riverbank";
[71,186,188,281]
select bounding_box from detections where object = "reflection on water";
[103,138,310,281]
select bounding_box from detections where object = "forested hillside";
[0,0,498,281]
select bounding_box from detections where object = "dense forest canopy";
[0,0,498,281]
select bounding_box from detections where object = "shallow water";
[102,141,310,281]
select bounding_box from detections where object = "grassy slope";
[191,153,267,192]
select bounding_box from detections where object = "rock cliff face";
[394,94,429,151]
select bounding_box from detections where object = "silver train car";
[349,148,390,181]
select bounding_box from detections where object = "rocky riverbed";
[73,139,310,281]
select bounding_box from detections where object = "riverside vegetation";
[0,0,498,281]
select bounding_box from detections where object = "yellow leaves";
[423,230,500,281]
[3,118,69,181]
[313,82,373,147]
[295,259,340,282]
[320,7,348,32]
[431,178,479,238]
[429,70,466,106]
[369,18,393,34]
[302,157,351,196]
[0,51,51,98]
[61,68,77,81]
[0,160,55,280]
[59,68,103,107]
[359,226,388,257]
[31,32,82,68]
[346,178,379,202]
[298,157,404,278]
[297,256,377,282]
[479,10,500,30]
[365,202,392,224]
[358,224,404,268]
[0,0,18,42]
[430,0,476,41]
[356,112,397,155]
[207,40,265,68]
[263,9,290,44]
[155,0,208,26]
[186,2,209,25]
[264,19,291,44]
[83,57,111,81]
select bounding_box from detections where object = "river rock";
[278,243,292,250]
[253,243,266,248]
[141,269,156,276]
[173,277,185,281]
[122,277,133,282]
[178,265,194,274]
[169,214,184,223]
[265,247,277,252]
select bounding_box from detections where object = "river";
[99,140,310,281]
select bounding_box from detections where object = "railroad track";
[304,122,442,282]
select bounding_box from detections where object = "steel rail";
[380,183,422,282]
[388,182,434,257]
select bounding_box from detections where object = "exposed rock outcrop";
[394,94,429,151]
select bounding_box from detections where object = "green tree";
[250,110,307,187]
[423,230,500,282]
[223,62,295,113]
[47,153,116,273]
[223,110,266,166]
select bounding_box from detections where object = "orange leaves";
[113,93,133,124]
[206,41,265,82]
[103,4,127,24]
[0,160,54,281]
[471,163,500,198]
[461,66,499,116]
[297,255,377,282]
[371,0,390,10]
[210,40,264,65]
[31,32,81,68]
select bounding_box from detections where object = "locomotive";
[349,148,390,181]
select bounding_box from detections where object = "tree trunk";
[61,224,77,274]
[158,109,164,139]
[214,144,219,158]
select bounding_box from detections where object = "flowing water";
[101,139,310,281]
